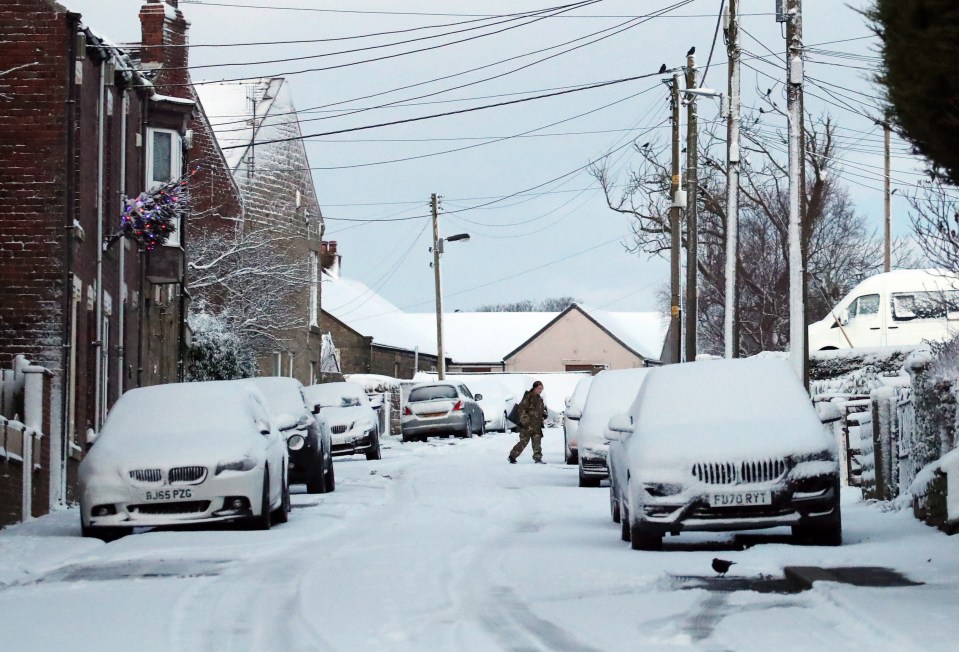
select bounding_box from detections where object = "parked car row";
[564,359,843,551]
[79,378,381,541]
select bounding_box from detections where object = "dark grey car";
[401,382,485,442]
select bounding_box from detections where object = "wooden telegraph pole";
[668,72,683,364]
[685,51,699,363]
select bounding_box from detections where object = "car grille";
[330,424,348,435]
[128,501,211,515]
[169,466,207,485]
[692,458,787,485]
[129,468,162,483]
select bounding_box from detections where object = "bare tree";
[908,177,959,273]
[188,221,312,354]
[476,296,581,312]
[592,104,911,355]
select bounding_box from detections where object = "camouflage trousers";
[510,429,543,462]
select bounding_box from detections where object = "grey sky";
[64,0,917,315]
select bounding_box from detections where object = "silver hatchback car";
[401,382,486,441]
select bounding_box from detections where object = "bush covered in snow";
[906,339,959,476]
[809,347,912,396]
[187,311,258,382]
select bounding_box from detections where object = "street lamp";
[430,193,469,380]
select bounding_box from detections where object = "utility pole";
[431,193,445,380]
[883,120,891,272]
[725,0,741,359]
[785,0,807,384]
[668,72,683,364]
[685,52,698,363]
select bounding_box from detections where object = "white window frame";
[146,127,183,247]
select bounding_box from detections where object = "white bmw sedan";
[79,381,290,540]
[607,358,841,551]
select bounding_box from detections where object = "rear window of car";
[409,385,458,402]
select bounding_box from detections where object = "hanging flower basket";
[116,166,198,251]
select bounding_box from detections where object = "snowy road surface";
[1,428,957,651]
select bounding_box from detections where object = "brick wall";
[0,0,71,375]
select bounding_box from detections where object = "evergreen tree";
[867,0,959,184]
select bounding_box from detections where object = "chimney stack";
[139,0,191,98]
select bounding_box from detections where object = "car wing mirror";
[311,404,321,415]
[606,414,634,441]
[474,393,483,401]
[566,408,582,420]
[257,420,272,436]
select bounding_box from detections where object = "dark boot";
[508,455,517,464]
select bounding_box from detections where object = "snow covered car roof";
[91,381,272,462]
[303,382,369,408]
[631,358,835,461]
[242,377,308,421]
[578,369,652,447]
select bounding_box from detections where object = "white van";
[808,269,959,351]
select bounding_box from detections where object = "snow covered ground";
[1,428,957,651]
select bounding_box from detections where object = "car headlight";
[644,482,684,498]
[287,434,306,451]
[215,457,257,475]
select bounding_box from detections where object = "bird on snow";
[658,63,667,74]
[687,46,696,57]
[712,558,736,577]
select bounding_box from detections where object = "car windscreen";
[248,380,306,417]
[307,384,369,408]
[408,385,458,402]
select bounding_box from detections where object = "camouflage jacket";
[519,390,546,433]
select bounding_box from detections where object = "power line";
[141,6,584,49]
[219,66,683,150]
[181,0,690,86]
[202,0,696,130]
[245,84,666,172]
[179,1,601,71]
[181,1,771,19]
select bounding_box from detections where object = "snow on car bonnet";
[633,358,834,460]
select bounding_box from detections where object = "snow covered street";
[1,428,957,651]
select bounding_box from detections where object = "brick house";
[320,243,440,380]
[194,77,324,382]
[0,0,202,518]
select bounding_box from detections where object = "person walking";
[508,381,547,464]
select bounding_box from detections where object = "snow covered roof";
[504,303,668,362]
[405,312,557,363]
[322,272,554,362]
[322,275,666,364]
[194,78,286,170]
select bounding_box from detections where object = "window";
[848,294,879,321]
[892,290,959,321]
[408,385,457,402]
[309,251,319,326]
[146,128,183,246]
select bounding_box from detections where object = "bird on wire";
[712,558,736,577]
[687,46,696,57]
[658,63,667,74]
